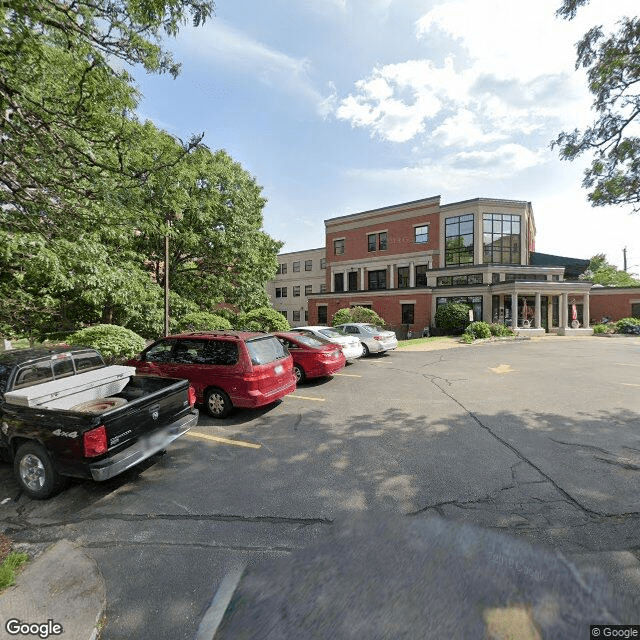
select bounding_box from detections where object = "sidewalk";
[0,540,105,640]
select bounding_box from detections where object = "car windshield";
[246,336,288,365]
[363,324,383,333]
[291,334,326,348]
[318,328,343,339]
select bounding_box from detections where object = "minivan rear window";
[246,337,288,365]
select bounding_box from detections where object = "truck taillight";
[84,425,108,457]
[188,386,196,407]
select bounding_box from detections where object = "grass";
[397,336,455,348]
[0,534,28,591]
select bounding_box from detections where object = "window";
[144,340,175,364]
[280,310,288,319]
[320,258,327,269]
[293,310,301,321]
[14,361,54,389]
[334,272,344,292]
[445,214,474,266]
[305,260,313,271]
[632,303,640,318]
[305,310,309,321]
[368,269,387,290]
[368,232,387,251]
[293,286,300,297]
[437,273,483,287]
[397,267,409,288]
[348,271,358,291]
[52,357,74,379]
[318,306,328,324]
[414,225,429,244]
[492,272,501,284]
[293,261,301,272]
[436,296,483,323]
[276,287,286,298]
[320,284,326,293]
[402,304,414,324]
[173,340,209,364]
[415,265,428,287]
[74,352,103,371]
[504,273,547,282]
[334,239,345,255]
[281,287,287,297]
[305,285,313,295]
[204,341,239,366]
[279,263,287,274]
[483,214,521,264]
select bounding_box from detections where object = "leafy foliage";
[68,324,146,361]
[592,323,608,334]
[579,254,640,286]
[176,312,233,332]
[434,303,471,334]
[465,321,491,339]
[615,317,640,334]
[460,332,474,344]
[489,323,515,337]
[0,552,28,591]
[553,3,640,209]
[331,306,386,327]
[237,307,291,332]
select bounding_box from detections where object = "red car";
[127,332,296,418]
[274,332,346,383]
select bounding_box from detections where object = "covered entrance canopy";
[490,281,593,335]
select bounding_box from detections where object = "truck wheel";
[14,443,64,500]
[205,388,232,418]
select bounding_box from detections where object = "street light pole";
[164,223,170,337]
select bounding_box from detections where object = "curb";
[0,540,106,640]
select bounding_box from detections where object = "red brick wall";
[589,289,640,323]
[309,292,433,332]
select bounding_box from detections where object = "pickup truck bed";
[0,347,198,498]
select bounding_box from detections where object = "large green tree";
[580,253,640,286]
[554,0,640,209]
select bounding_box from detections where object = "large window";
[334,239,345,255]
[334,272,344,292]
[415,265,428,287]
[437,273,483,287]
[293,286,300,297]
[305,285,313,295]
[414,225,429,244]
[318,306,328,324]
[483,214,521,264]
[402,304,414,324]
[368,269,387,290]
[397,267,409,288]
[368,234,376,252]
[367,232,387,252]
[293,261,301,272]
[436,296,483,323]
[348,271,358,291]
[445,214,474,266]
[632,303,640,318]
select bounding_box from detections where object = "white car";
[293,326,364,362]
[334,323,398,356]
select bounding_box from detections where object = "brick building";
[268,195,640,334]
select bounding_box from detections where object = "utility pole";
[623,246,628,272]
[164,222,170,337]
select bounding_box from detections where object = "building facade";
[266,247,326,327]
[268,196,639,334]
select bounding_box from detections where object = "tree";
[237,307,291,332]
[331,307,386,327]
[1,0,212,222]
[435,302,471,334]
[579,253,640,286]
[553,1,640,209]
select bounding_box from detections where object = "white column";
[511,293,518,328]
[330,267,335,293]
[534,292,541,329]
[583,293,590,328]
[389,264,395,289]
[409,261,415,287]
[359,267,365,291]
[561,293,569,328]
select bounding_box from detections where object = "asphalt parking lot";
[1,336,639,638]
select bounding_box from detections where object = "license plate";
[274,364,284,374]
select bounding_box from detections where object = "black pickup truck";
[0,347,198,498]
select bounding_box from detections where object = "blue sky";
[136,0,640,273]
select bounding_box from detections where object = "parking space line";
[622,383,640,387]
[187,431,261,449]
[333,373,362,378]
[617,363,640,367]
[289,395,326,402]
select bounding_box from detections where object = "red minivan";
[128,332,296,418]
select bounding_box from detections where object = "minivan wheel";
[205,388,232,418]
[293,364,305,384]
[14,442,64,500]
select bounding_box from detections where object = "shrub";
[460,332,475,344]
[615,317,640,334]
[237,307,290,332]
[593,323,607,334]
[435,302,472,334]
[331,306,386,328]
[67,324,146,362]
[0,551,29,590]
[466,321,491,339]
[490,323,515,337]
[176,312,232,332]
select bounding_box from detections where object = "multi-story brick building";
[266,247,326,327]
[268,195,639,334]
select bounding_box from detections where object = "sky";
[135,0,640,274]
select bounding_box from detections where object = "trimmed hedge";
[435,302,471,334]
[331,306,386,328]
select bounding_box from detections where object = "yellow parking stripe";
[288,395,326,402]
[187,431,261,449]
[333,373,362,378]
